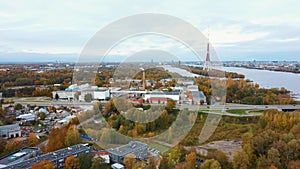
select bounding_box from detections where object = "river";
[222,67,300,99]
[162,65,300,100]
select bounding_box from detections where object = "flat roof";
[0,124,20,131]
[3,144,90,169]
[0,147,39,165]
[107,141,147,157]
[112,163,124,169]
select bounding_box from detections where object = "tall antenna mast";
[204,27,210,70]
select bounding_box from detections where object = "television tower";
[204,29,210,70]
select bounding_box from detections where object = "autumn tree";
[65,156,80,169]
[123,154,136,169]
[148,156,157,169]
[4,140,21,154]
[267,148,281,168]
[200,159,221,169]
[287,160,300,169]
[46,126,67,152]
[185,151,197,167]
[166,100,176,113]
[27,133,39,147]
[38,112,46,120]
[31,160,55,169]
[208,150,230,169]
[133,160,146,169]
[159,154,173,169]
[232,150,249,169]
[65,125,81,146]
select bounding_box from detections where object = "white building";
[144,91,180,103]
[52,91,76,100]
[111,163,124,169]
[79,89,110,102]
[16,113,36,121]
[187,85,206,105]
[0,124,21,138]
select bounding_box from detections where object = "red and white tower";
[204,41,210,70]
[204,29,210,70]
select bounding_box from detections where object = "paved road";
[14,101,300,118]
[14,100,300,110]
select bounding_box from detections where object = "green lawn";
[148,142,170,152]
[201,109,224,113]
[249,110,264,114]
[226,109,247,114]
[4,97,51,102]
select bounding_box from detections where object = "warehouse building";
[0,124,21,139]
[107,141,148,164]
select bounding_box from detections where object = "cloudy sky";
[0,0,300,62]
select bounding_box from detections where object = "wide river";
[162,65,300,100]
[222,67,300,99]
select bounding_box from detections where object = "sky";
[0,0,300,63]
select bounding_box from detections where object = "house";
[93,151,110,163]
[0,124,22,138]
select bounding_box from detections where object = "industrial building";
[107,141,148,164]
[2,144,91,169]
[0,147,41,168]
[144,91,180,103]
[52,84,110,101]
[0,124,21,139]
[187,85,207,105]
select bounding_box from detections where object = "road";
[14,100,300,114]
[15,100,300,109]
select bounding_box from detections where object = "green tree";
[90,156,109,169]
[14,103,22,110]
[78,153,93,169]
[267,148,281,168]
[38,112,46,120]
[84,93,93,102]
[232,151,249,169]
[257,155,270,169]
[65,125,81,146]
[159,154,173,169]
[200,159,221,169]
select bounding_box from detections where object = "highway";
[15,100,300,110]
[13,100,300,118]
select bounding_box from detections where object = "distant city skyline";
[0,0,300,62]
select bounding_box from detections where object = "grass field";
[3,97,51,102]
[249,110,264,114]
[148,142,171,152]
[226,109,247,114]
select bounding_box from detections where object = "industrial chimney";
[140,68,146,90]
